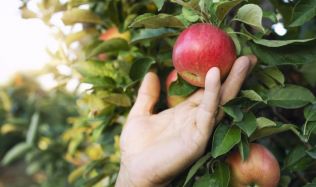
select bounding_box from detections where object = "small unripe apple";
[98,27,131,61]
[166,70,186,107]
[172,23,236,87]
[99,27,131,42]
[226,143,280,187]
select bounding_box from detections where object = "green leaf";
[258,71,278,89]
[183,152,213,187]
[250,124,298,141]
[306,147,316,159]
[211,124,241,158]
[225,27,242,55]
[193,174,218,187]
[279,176,292,187]
[256,117,277,129]
[267,85,315,109]
[263,11,277,23]
[65,28,98,46]
[87,38,129,58]
[129,57,156,81]
[199,0,212,15]
[74,61,117,80]
[304,121,316,141]
[238,135,250,161]
[222,105,243,122]
[104,94,131,107]
[303,183,316,187]
[129,13,184,28]
[241,90,264,102]
[26,112,40,145]
[169,76,197,97]
[216,0,243,22]
[290,0,316,27]
[285,146,312,171]
[84,172,107,187]
[250,40,316,66]
[211,162,230,187]
[236,113,257,137]
[234,4,265,33]
[300,63,316,87]
[182,7,200,22]
[304,104,316,121]
[268,0,294,25]
[131,28,178,43]
[62,8,103,25]
[153,0,165,11]
[82,76,116,89]
[253,38,316,47]
[2,142,32,166]
[192,162,230,187]
[261,67,285,86]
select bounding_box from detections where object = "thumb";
[128,72,161,118]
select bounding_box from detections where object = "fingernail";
[209,67,220,76]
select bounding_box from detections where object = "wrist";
[115,166,168,187]
[115,168,135,187]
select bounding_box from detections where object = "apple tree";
[17,0,316,186]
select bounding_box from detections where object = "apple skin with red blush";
[172,23,237,87]
[226,143,280,187]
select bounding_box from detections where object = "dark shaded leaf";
[211,162,230,187]
[222,105,243,122]
[216,0,243,22]
[304,104,316,121]
[236,113,257,137]
[129,57,156,81]
[290,0,316,27]
[183,152,213,187]
[250,40,316,66]
[250,124,298,141]
[238,135,250,160]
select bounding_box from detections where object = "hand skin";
[115,56,258,187]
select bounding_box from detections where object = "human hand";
[116,56,257,187]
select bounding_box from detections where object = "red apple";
[172,23,236,87]
[166,70,186,107]
[226,143,280,187]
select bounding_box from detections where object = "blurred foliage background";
[1,0,316,187]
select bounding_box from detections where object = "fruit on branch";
[226,143,280,187]
[172,23,236,87]
[98,26,131,61]
[99,26,131,42]
[166,70,186,107]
